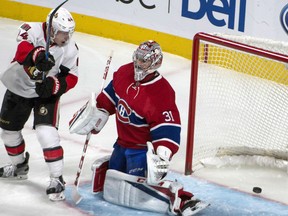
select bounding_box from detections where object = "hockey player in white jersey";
[0,7,79,201]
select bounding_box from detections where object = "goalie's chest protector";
[110,62,178,148]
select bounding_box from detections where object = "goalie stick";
[72,50,114,204]
[43,0,69,80]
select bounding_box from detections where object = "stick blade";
[71,187,83,205]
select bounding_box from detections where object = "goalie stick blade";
[72,186,83,205]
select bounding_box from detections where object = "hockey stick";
[72,50,114,204]
[43,0,69,80]
[71,132,91,204]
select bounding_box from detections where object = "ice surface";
[0,18,287,216]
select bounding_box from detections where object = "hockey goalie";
[69,40,209,215]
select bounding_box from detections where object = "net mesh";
[191,34,288,171]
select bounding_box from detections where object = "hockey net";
[185,32,288,175]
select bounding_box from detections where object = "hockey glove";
[146,142,172,185]
[32,47,55,72]
[35,76,63,98]
[69,93,109,135]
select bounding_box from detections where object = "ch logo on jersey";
[116,99,132,123]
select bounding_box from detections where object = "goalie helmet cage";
[185,32,288,175]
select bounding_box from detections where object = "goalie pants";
[109,143,147,177]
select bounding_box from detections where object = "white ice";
[0,18,287,216]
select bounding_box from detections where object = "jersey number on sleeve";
[19,32,28,40]
[163,111,175,122]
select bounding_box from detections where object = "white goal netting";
[187,33,288,173]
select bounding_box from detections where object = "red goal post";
[185,32,288,175]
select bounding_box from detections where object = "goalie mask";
[133,40,163,82]
[46,8,75,46]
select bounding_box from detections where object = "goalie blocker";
[69,92,109,135]
[91,156,209,215]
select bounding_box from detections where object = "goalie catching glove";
[69,92,109,135]
[146,142,172,185]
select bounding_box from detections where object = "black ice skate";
[46,175,66,201]
[0,152,30,180]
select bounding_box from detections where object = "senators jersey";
[97,62,181,155]
[0,22,79,98]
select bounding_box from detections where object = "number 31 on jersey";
[163,111,175,122]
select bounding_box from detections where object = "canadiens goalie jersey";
[96,62,181,155]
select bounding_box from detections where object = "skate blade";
[0,174,28,180]
[48,191,65,201]
[182,201,210,216]
[16,174,28,180]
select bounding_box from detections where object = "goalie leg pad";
[103,170,209,215]
[103,169,170,214]
[91,155,110,193]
